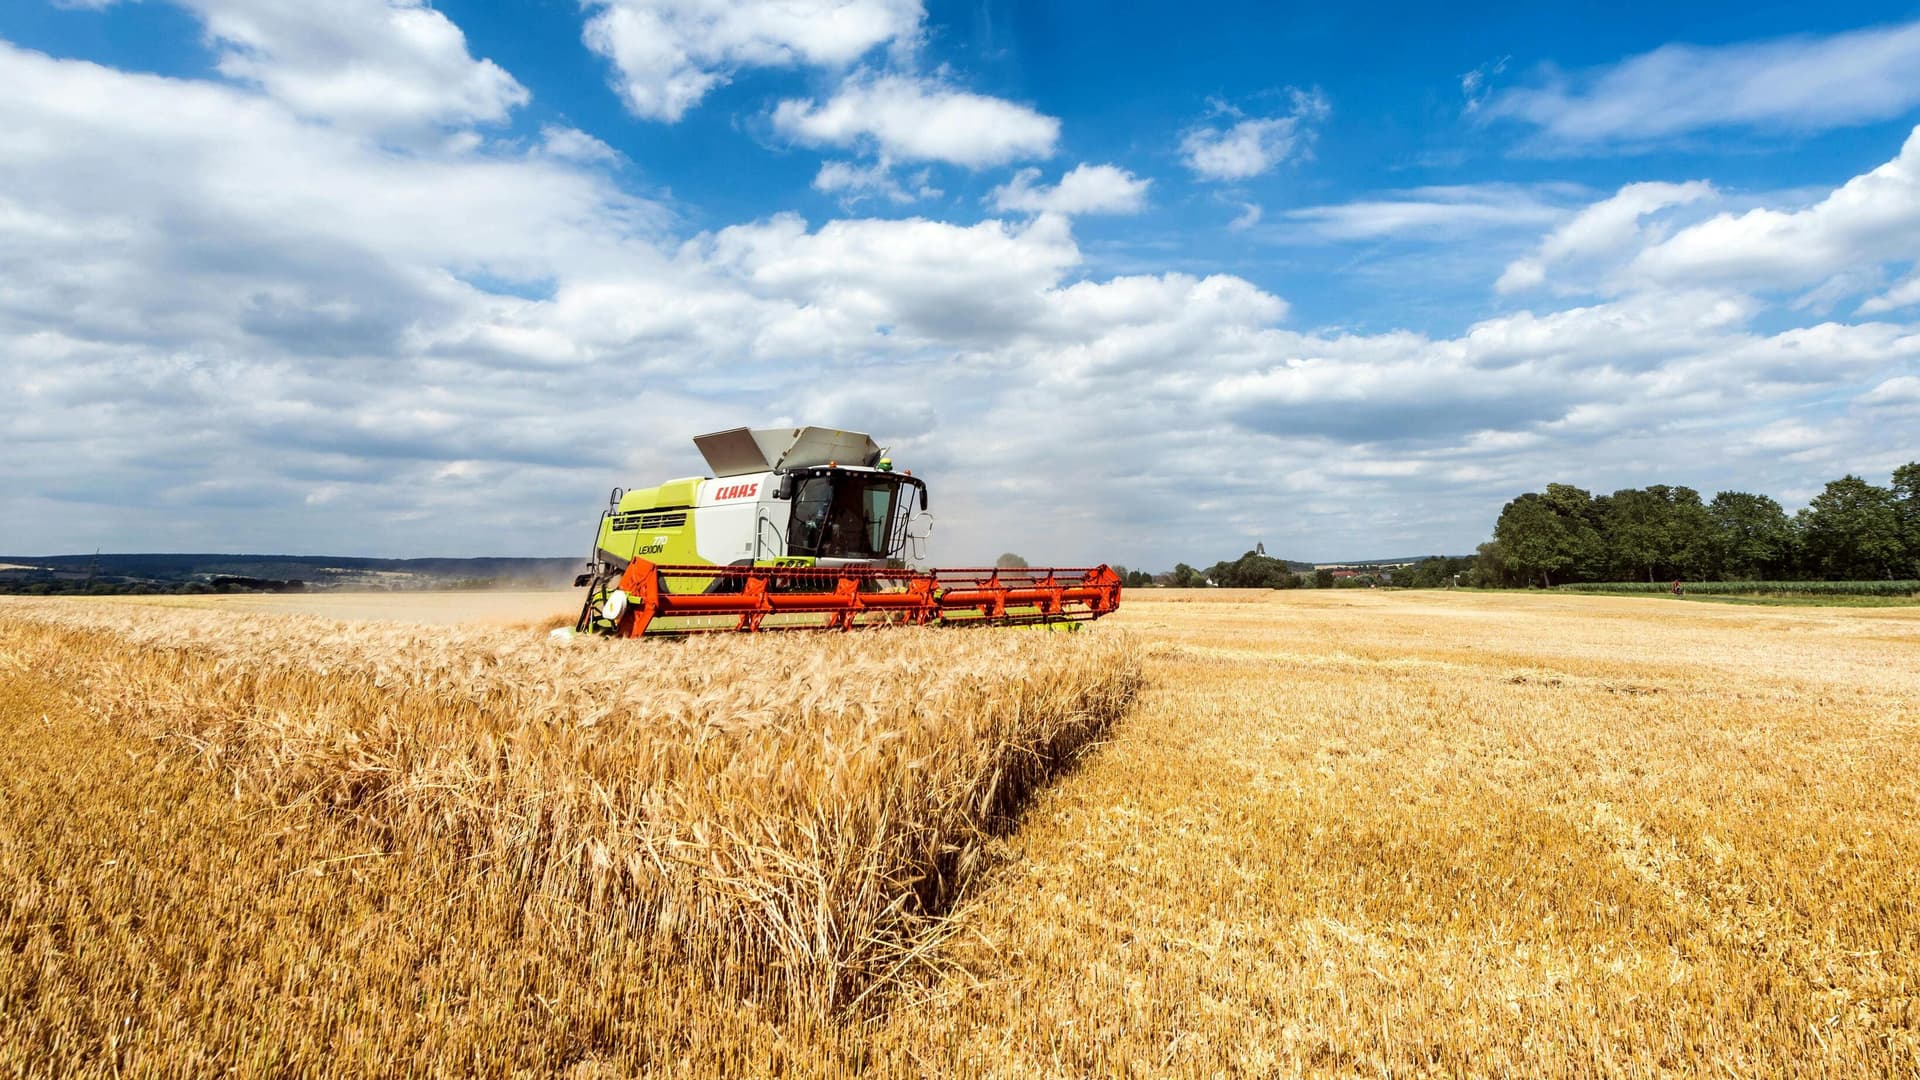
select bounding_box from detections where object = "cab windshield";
[787,472,903,559]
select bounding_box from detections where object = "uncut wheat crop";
[0,597,1139,1075]
[7,589,1920,1077]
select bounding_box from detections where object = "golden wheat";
[883,590,1920,1076]
[5,589,1918,1077]
[0,599,1139,1029]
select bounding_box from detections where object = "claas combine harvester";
[574,426,1122,636]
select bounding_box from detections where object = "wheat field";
[3,589,1917,1076]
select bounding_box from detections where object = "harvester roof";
[693,426,881,477]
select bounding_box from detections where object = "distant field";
[4,589,1917,1075]
[114,587,579,625]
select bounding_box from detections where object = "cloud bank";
[3,9,1918,569]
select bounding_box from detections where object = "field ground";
[5,588,1918,1075]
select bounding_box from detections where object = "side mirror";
[918,486,929,511]
[775,474,796,499]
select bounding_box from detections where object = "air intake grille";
[610,509,689,532]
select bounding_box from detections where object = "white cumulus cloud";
[582,0,923,122]
[812,159,940,206]
[185,0,528,131]
[1180,89,1329,182]
[990,164,1149,216]
[1860,375,1920,405]
[538,125,621,163]
[1629,126,1920,291]
[1859,270,1920,315]
[772,72,1059,168]
[1497,180,1714,293]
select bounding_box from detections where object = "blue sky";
[2,1,1918,566]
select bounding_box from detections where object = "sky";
[2,1,1919,568]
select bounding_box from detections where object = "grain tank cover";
[693,426,881,477]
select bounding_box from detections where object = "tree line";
[1481,464,1920,587]
[1114,551,1474,590]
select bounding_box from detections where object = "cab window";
[786,474,900,558]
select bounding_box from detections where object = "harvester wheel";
[577,580,621,635]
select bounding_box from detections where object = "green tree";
[1472,540,1513,587]
[1541,484,1607,581]
[1707,491,1792,580]
[994,552,1029,569]
[1494,493,1573,586]
[1168,563,1206,588]
[1312,568,1335,589]
[1409,555,1474,588]
[1893,462,1920,577]
[1665,486,1715,579]
[1799,475,1905,579]
[1207,550,1297,588]
[1605,488,1671,582]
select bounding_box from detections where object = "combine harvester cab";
[574,426,1121,635]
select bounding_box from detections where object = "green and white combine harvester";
[574,426,1122,635]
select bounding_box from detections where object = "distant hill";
[0,553,580,595]
[1318,555,1473,568]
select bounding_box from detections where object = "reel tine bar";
[606,559,1120,636]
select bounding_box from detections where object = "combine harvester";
[573,426,1121,636]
